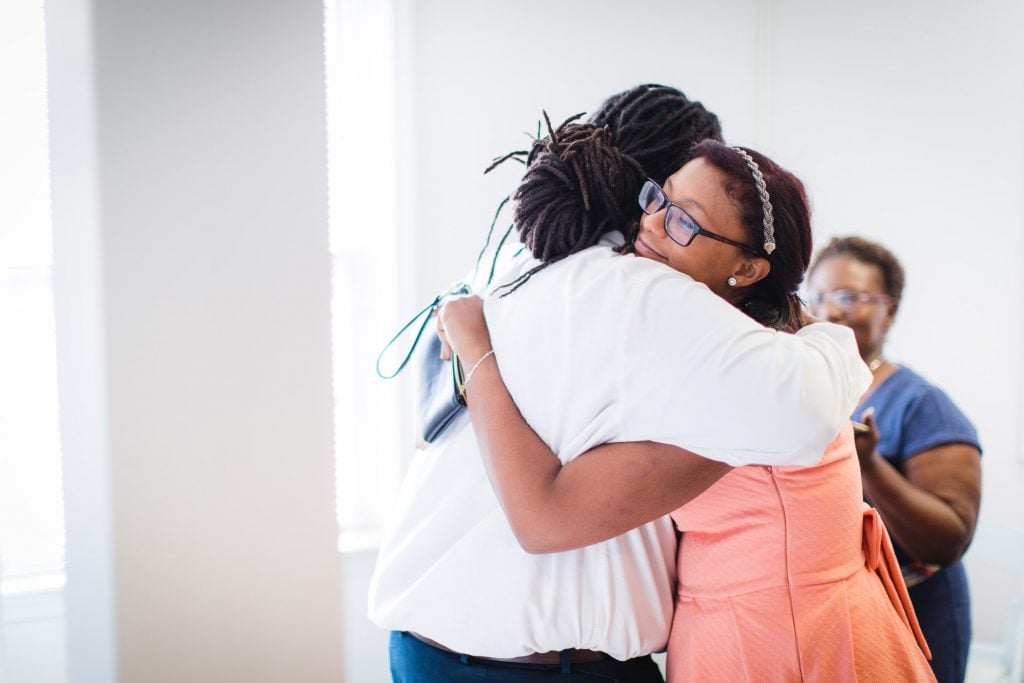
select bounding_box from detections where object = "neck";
[867,355,884,372]
[726,291,747,309]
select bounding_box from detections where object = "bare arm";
[440,296,732,553]
[855,409,981,565]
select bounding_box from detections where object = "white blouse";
[368,236,871,661]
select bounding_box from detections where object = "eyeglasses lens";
[639,181,663,215]
[810,290,872,312]
[836,292,861,307]
[665,206,699,246]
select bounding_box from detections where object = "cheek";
[669,253,728,291]
[869,310,891,336]
[847,310,888,347]
[664,243,700,276]
[842,320,874,355]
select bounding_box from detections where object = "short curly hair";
[809,236,905,311]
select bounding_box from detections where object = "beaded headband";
[732,147,776,255]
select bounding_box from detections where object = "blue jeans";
[389,631,664,682]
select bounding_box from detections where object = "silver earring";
[727,277,737,287]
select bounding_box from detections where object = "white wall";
[47,0,345,681]
[341,550,391,683]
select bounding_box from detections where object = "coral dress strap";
[862,506,933,660]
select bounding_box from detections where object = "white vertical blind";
[0,1,66,592]
[325,0,404,550]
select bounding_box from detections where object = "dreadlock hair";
[493,113,645,295]
[688,140,813,330]
[589,84,723,185]
[483,86,723,294]
[809,236,905,313]
[588,84,722,247]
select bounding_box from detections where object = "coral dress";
[667,427,935,682]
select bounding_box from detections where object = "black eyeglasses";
[638,179,764,257]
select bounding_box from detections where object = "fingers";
[856,406,881,446]
[438,295,487,358]
[439,331,452,360]
[435,312,452,360]
[863,407,881,440]
[439,296,482,330]
[861,406,878,434]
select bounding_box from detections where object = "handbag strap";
[375,290,445,380]
[474,195,511,288]
[376,194,516,381]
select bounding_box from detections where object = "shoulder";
[489,246,710,310]
[877,366,981,458]
[888,367,963,415]
[615,251,697,289]
[614,254,740,318]
[484,245,539,293]
[864,367,931,413]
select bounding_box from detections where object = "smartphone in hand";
[851,420,870,435]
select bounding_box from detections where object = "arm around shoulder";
[463,357,731,553]
[619,279,872,467]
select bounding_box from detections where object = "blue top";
[854,365,981,682]
[855,365,981,471]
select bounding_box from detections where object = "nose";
[641,208,668,237]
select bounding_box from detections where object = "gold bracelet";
[463,349,495,398]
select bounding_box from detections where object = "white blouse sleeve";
[616,273,871,467]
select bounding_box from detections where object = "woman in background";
[807,236,982,683]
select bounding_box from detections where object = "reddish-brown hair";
[689,140,813,329]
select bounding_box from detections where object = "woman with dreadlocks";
[437,127,937,680]
[370,85,873,683]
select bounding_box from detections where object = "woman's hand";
[853,407,881,472]
[797,305,821,329]
[854,404,982,565]
[780,303,820,334]
[438,295,493,364]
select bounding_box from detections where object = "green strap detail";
[374,294,442,379]
[376,193,514,381]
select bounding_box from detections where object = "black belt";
[409,631,612,665]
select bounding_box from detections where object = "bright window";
[325,0,404,551]
[0,1,66,593]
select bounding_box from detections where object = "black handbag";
[375,282,471,443]
[417,319,470,442]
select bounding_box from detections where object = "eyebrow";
[665,176,711,223]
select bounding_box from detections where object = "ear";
[732,257,771,288]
